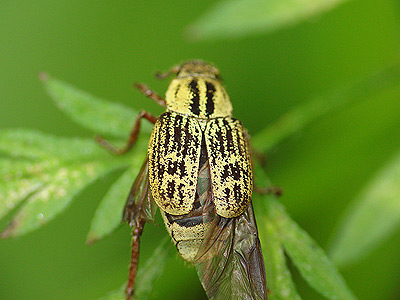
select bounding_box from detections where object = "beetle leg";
[255,185,283,196]
[252,148,267,167]
[126,217,146,300]
[96,110,157,155]
[134,83,166,107]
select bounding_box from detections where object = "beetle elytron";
[97,60,268,300]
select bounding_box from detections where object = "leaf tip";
[1,222,17,239]
[39,72,49,82]
[86,235,97,245]
[1,231,9,239]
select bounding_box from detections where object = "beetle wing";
[148,112,202,215]
[194,200,267,300]
[123,156,157,226]
[205,118,253,218]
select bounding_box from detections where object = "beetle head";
[156,60,221,81]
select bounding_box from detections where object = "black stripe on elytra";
[205,81,216,117]
[166,180,176,200]
[189,80,200,116]
[223,119,234,153]
[173,114,183,147]
[221,162,241,180]
[233,182,243,203]
[214,121,225,154]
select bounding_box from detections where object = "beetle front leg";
[96,110,157,155]
[134,83,166,107]
[154,64,180,80]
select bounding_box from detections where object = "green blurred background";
[1,0,400,299]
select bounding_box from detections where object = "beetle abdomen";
[161,211,206,262]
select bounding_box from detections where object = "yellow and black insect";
[97,60,268,300]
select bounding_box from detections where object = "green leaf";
[252,63,400,152]
[255,163,356,300]
[1,161,122,238]
[329,151,400,267]
[0,158,59,179]
[187,0,348,40]
[0,76,156,240]
[255,164,301,299]
[260,216,302,300]
[0,129,107,161]
[0,158,61,221]
[267,200,357,300]
[0,129,136,235]
[98,284,126,300]
[41,74,152,138]
[87,150,146,244]
[98,284,125,300]
[98,236,172,300]
[135,236,173,299]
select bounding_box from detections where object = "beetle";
[97,60,268,300]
